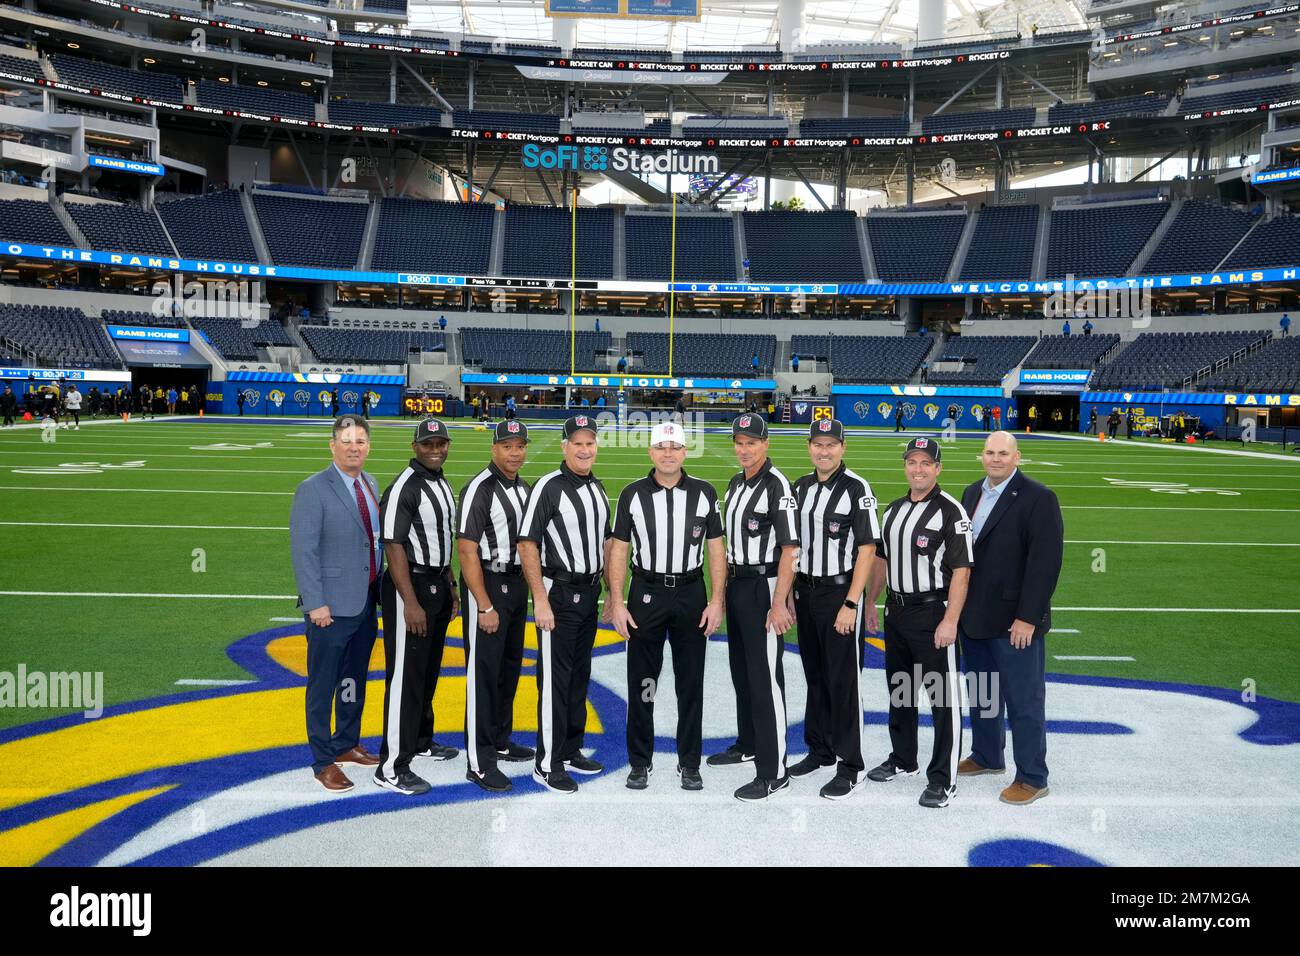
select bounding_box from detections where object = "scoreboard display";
[786,399,833,424]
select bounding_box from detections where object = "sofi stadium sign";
[521,144,719,174]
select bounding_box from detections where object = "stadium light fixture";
[67,42,79,49]
[143,57,156,64]
[218,76,229,82]
[256,80,269,86]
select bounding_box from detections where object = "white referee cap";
[649,420,686,447]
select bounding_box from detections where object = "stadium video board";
[546,0,701,18]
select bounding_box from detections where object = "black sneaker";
[706,744,756,767]
[820,775,859,801]
[626,766,652,790]
[866,759,919,783]
[496,741,535,762]
[677,766,703,791]
[466,767,512,793]
[734,775,791,802]
[532,768,579,794]
[373,769,431,795]
[919,783,957,809]
[417,742,460,761]
[788,754,835,778]
[564,754,604,775]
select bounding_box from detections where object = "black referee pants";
[535,577,601,774]
[625,576,707,771]
[462,569,528,775]
[725,574,788,781]
[882,601,962,789]
[378,568,454,781]
[793,580,866,781]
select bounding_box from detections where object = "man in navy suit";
[291,415,385,792]
[957,431,1063,805]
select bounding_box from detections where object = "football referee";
[864,437,973,809]
[458,419,536,793]
[519,414,613,794]
[710,412,800,801]
[607,419,726,792]
[790,418,880,800]
[375,418,461,796]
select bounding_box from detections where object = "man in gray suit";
[291,415,385,792]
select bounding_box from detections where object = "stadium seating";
[50,54,183,101]
[1180,81,1300,114]
[157,192,259,262]
[502,205,615,279]
[789,334,931,383]
[0,199,72,245]
[1222,214,1300,270]
[327,100,442,127]
[626,332,775,376]
[928,335,1035,385]
[797,117,909,137]
[742,211,863,282]
[1021,333,1120,370]
[452,110,561,134]
[1144,202,1259,274]
[65,202,174,257]
[1093,331,1271,390]
[624,215,736,282]
[1046,202,1168,279]
[300,327,444,364]
[1048,94,1169,124]
[1205,336,1300,392]
[921,107,1035,135]
[0,303,120,368]
[363,0,408,12]
[101,309,184,329]
[196,80,315,119]
[959,205,1038,280]
[460,327,611,372]
[191,317,294,361]
[372,198,494,274]
[0,50,40,79]
[253,194,369,269]
[868,213,967,282]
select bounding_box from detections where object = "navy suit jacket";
[958,470,1064,641]
[290,466,383,618]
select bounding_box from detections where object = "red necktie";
[353,478,376,583]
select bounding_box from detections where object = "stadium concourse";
[1,0,1300,876]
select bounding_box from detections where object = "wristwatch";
[479,605,494,614]
[843,598,858,610]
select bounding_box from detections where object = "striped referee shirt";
[877,484,973,595]
[518,462,610,575]
[612,468,723,574]
[380,458,456,568]
[793,464,881,577]
[723,458,799,566]
[458,462,530,568]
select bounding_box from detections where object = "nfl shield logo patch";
[430,585,438,595]
[576,415,588,427]
[746,517,760,532]
[507,420,520,433]
[916,535,929,548]
[739,415,751,428]
[818,419,833,432]
[828,521,840,534]
[915,437,928,448]
[642,593,651,604]
[501,584,509,594]
[573,594,581,603]
[692,524,702,539]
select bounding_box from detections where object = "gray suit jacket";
[290,466,384,618]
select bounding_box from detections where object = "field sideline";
[0,413,1298,732]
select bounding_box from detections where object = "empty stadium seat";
[66,202,174,257]
[502,205,614,279]
[0,199,72,245]
[0,303,120,368]
[460,327,610,372]
[625,215,736,282]
[626,332,775,376]
[372,198,494,274]
[1205,336,1300,392]
[156,192,259,263]
[742,211,863,283]
[869,213,966,282]
[928,335,1035,385]
[1144,202,1259,274]
[1022,333,1120,369]
[253,194,368,269]
[300,326,445,364]
[1046,202,1168,279]
[960,205,1038,280]
[191,317,294,361]
[328,100,442,127]
[50,54,183,102]
[789,333,930,384]
[197,80,315,120]
[1222,215,1300,270]
[1093,331,1271,390]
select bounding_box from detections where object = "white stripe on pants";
[381,589,407,781]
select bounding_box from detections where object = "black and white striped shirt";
[877,485,973,594]
[518,462,610,575]
[793,464,881,577]
[458,462,530,568]
[612,468,723,574]
[380,458,456,568]
[723,458,799,566]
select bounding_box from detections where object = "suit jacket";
[959,470,1064,640]
[290,466,384,618]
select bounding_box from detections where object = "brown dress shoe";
[335,745,380,767]
[315,764,355,793]
[1000,781,1049,805]
[958,758,1005,776]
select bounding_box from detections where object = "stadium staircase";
[857,217,877,281]
[357,201,381,270]
[732,211,748,280]
[1128,199,1182,275]
[945,209,980,282]
[1031,206,1051,280]
[1214,216,1265,270]
[239,190,274,266]
[489,212,506,275]
[612,210,627,281]
[48,196,88,249]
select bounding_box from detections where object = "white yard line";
[174,679,256,686]
[1065,539,1300,547]
[0,590,298,599]
[0,521,287,531]
[1054,655,1135,662]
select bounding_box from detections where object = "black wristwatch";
[843,598,858,610]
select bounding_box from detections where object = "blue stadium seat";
[960,205,1038,280]
[1046,203,1168,279]
[196,80,315,120]
[869,213,966,282]
[502,205,614,279]
[300,326,444,364]
[1145,202,1259,274]
[461,327,611,372]
[191,317,294,361]
[372,198,494,274]
[157,192,259,263]
[626,332,775,376]
[50,54,183,102]
[789,334,930,384]
[253,194,368,269]
[328,100,441,127]
[921,107,1034,135]
[0,199,72,245]
[66,202,173,257]
[927,335,1035,385]
[1222,215,1300,270]
[1206,336,1300,392]
[742,211,863,282]
[0,303,120,368]
[1093,331,1271,390]
[624,215,736,282]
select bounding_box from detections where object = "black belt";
[484,561,522,576]
[796,571,853,588]
[728,563,777,579]
[411,565,451,577]
[886,589,948,607]
[544,567,602,587]
[633,566,703,588]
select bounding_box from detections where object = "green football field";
[0,413,1298,729]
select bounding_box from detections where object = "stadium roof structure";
[406,0,1091,50]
